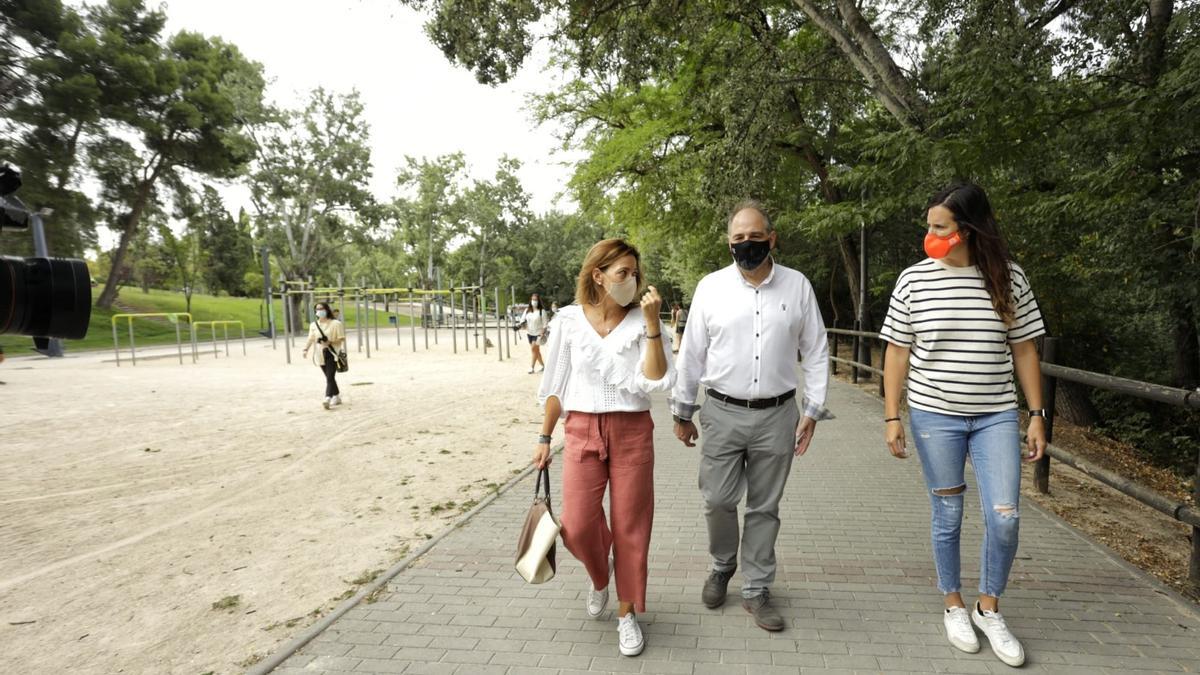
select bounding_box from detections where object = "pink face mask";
[924,230,963,259]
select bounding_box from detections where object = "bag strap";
[534,466,551,501]
[313,320,335,354]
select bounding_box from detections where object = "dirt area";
[830,358,1197,604]
[0,328,547,674]
[1017,417,1196,602]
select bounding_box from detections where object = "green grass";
[0,286,414,355]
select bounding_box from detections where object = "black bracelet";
[646,333,661,339]
[884,417,901,423]
[537,434,552,444]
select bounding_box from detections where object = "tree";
[1,0,104,256]
[92,0,264,309]
[156,219,205,314]
[246,88,374,327]
[455,156,531,289]
[392,153,467,289]
[193,186,252,296]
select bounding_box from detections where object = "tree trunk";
[1142,0,1175,86]
[837,235,862,320]
[290,294,305,336]
[1055,381,1101,427]
[96,161,165,309]
[1170,299,1199,389]
[792,0,921,127]
[833,0,926,126]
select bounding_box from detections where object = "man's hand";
[794,416,816,456]
[674,420,699,447]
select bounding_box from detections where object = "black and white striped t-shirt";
[879,258,1046,416]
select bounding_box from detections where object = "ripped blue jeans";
[909,408,1021,597]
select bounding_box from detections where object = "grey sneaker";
[701,567,736,609]
[742,592,785,632]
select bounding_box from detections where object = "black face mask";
[730,239,772,270]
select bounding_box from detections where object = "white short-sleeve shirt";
[879,258,1046,416]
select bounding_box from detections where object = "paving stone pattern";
[272,379,1200,674]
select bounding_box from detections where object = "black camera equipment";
[0,164,92,340]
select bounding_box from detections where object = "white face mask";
[316,309,327,319]
[531,300,539,308]
[605,277,639,306]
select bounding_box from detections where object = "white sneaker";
[972,604,1025,667]
[617,613,644,656]
[587,558,613,618]
[322,397,330,410]
[528,368,535,374]
[331,395,342,406]
[587,581,609,618]
[944,606,980,653]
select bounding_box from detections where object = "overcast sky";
[157,0,578,215]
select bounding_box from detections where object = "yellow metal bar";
[111,312,194,325]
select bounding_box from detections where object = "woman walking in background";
[532,238,675,657]
[523,293,549,374]
[880,181,1047,667]
[302,301,346,410]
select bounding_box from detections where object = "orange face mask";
[924,230,962,259]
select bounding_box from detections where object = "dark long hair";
[528,293,545,318]
[927,182,1015,325]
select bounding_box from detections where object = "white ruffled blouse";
[536,304,677,417]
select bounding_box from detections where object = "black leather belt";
[706,388,796,409]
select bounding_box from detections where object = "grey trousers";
[697,395,800,598]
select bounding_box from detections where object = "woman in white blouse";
[532,238,676,657]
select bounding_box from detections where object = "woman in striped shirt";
[880,182,1047,668]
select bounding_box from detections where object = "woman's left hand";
[1024,416,1047,462]
[640,285,662,321]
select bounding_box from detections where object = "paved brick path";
[271,380,1200,674]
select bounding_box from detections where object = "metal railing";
[828,327,1200,591]
[191,320,246,359]
[111,313,193,366]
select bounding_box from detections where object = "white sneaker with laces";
[587,558,613,618]
[972,604,1025,667]
[587,581,609,618]
[331,395,342,406]
[617,613,644,656]
[944,606,980,653]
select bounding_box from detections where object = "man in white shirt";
[670,201,832,632]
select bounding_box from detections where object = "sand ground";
[0,326,546,674]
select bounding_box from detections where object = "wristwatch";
[537,434,552,445]
[672,414,691,425]
[1028,409,1047,417]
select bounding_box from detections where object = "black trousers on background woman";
[321,349,340,397]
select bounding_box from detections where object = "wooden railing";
[827,327,1200,592]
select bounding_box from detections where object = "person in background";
[302,301,346,409]
[523,293,549,374]
[672,303,688,354]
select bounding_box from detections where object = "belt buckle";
[744,398,752,409]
